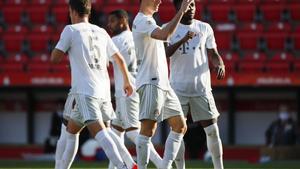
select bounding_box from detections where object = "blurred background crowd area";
[0,0,300,163]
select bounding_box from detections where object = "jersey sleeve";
[136,17,159,37]
[105,32,119,60]
[205,24,217,49]
[55,25,73,53]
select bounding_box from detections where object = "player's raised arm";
[112,52,133,96]
[165,31,195,57]
[207,48,225,80]
[151,0,193,41]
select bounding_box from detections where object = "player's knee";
[172,121,187,134]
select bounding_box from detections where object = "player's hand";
[123,82,133,97]
[215,64,225,80]
[179,0,193,13]
[182,31,195,43]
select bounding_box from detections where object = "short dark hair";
[108,10,129,22]
[69,0,91,17]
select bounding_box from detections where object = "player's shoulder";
[193,19,211,28]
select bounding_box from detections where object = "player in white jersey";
[107,10,163,169]
[165,0,225,169]
[50,1,136,169]
[132,0,193,169]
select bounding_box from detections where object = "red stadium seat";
[1,63,24,73]
[236,0,261,4]
[30,0,52,5]
[31,25,54,34]
[243,52,267,62]
[100,4,131,14]
[237,23,263,33]
[106,0,130,4]
[6,54,28,63]
[271,52,294,62]
[237,32,261,50]
[2,6,24,24]
[261,0,286,4]
[159,6,176,23]
[27,63,51,72]
[6,25,29,34]
[266,22,292,33]
[289,4,300,21]
[294,61,300,73]
[51,64,70,73]
[265,62,290,73]
[2,34,25,52]
[27,33,50,53]
[26,5,49,24]
[238,62,265,73]
[260,4,285,22]
[5,0,27,5]
[221,52,239,73]
[209,0,235,4]
[233,4,256,22]
[54,0,69,5]
[214,31,233,50]
[52,6,70,24]
[207,4,231,22]
[292,33,300,50]
[264,32,288,50]
[30,54,50,63]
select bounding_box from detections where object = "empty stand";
[2,34,25,53]
[289,4,300,21]
[292,33,300,50]
[260,4,285,22]
[215,31,233,50]
[26,5,49,24]
[237,32,262,50]
[221,52,239,73]
[27,34,51,53]
[207,4,232,22]
[2,6,24,24]
[52,6,69,24]
[237,23,263,33]
[266,22,291,33]
[234,4,256,22]
[264,32,288,50]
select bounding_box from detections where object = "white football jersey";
[132,12,171,91]
[55,23,118,100]
[111,30,137,97]
[167,20,217,96]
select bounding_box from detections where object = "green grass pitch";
[0,160,300,169]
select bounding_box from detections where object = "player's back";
[64,23,115,99]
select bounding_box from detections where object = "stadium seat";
[261,0,286,4]
[30,54,50,63]
[238,62,265,73]
[2,6,24,24]
[266,22,292,33]
[220,52,239,73]
[158,6,176,23]
[265,52,293,73]
[105,0,130,4]
[52,6,70,24]
[294,61,300,73]
[289,4,300,21]
[6,25,29,34]
[207,4,232,22]
[233,4,256,22]
[214,31,233,50]
[27,34,51,53]
[27,62,51,73]
[26,5,49,24]
[51,63,70,73]
[237,32,262,50]
[30,0,52,5]
[209,0,235,4]
[237,23,263,33]
[6,54,28,63]
[2,34,25,53]
[260,4,285,22]
[292,33,300,50]
[5,0,28,5]
[264,32,288,50]
[0,63,24,73]
[100,5,131,15]
[243,52,267,62]
[31,25,54,34]
[236,0,261,4]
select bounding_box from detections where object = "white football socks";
[204,123,224,169]
[127,129,162,168]
[175,139,186,169]
[59,132,79,169]
[161,131,184,169]
[136,134,151,169]
[95,129,126,169]
[109,128,125,169]
[55,124,67,169]
[107,128,135,169]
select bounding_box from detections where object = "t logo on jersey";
[179,41,190,54]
